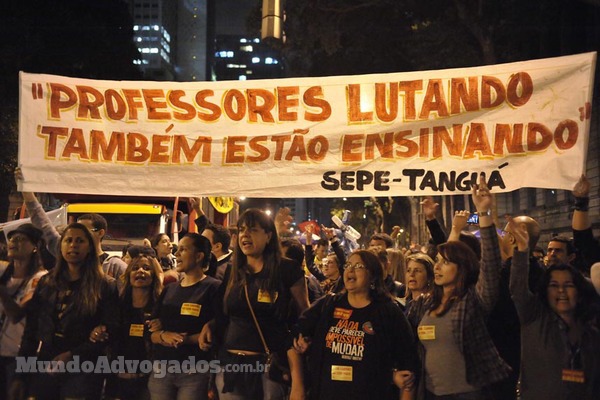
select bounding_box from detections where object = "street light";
[261,0,284,41]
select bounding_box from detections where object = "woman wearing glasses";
[288,249,419,400]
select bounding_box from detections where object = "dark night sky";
[216,0,256,35]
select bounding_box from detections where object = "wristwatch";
[479,209,492,216]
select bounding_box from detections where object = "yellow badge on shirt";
[180,303,201,317]
[257,289,278,303]
[562,369,585,383]
[333,308,353,320]
[331,365,353,381]
[129,324,144,337]
[418,325,436,340]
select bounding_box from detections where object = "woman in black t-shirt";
[289,250,419,400]
[199,208,310,400]
[90,246,163,400]
[148,233,220,400]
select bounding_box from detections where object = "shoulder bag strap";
[243,282,271,358]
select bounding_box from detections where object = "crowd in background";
[0,169,599,400]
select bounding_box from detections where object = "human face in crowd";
[315,244,328,260]
[434,253,459,289]
[369,239,387,253]
[175,236,202,274]
[202,229,220,257]
[7,234,35,261]
[323,257,340,280]
[238,223,271,259]
[546,241,570,267]
[61,228,91,266]
[129,256,154,288]
[78,219,102,247]
[547,270,578,316]
[343,254,370,294]
[406,260,429,292]
[154,234,173,259]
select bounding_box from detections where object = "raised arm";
[448,210,470,242]
[15,167,60,257]
[506,218,538,324]
[190,197,209,233]
[571,174,600,266]
[323,226,346,276]
[421,197,448,245]
[472,175,502,314]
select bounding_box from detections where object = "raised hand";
[275,207,293,234]
[452,210,470,232]
[420,196,439,220]
[471,174,493,214]
[188,197,204,216]
[572,174,590,198]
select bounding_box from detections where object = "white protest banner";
[19,52,596,198]
[1,206,68,241]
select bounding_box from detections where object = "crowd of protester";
[0,169,599,400]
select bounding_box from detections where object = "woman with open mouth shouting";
[199,208,310,400]
[288,249,419,400]
[90,246,163,400]
[406,175,511,399]
[507,218,600,399]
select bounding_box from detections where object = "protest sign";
[19,52,596,197]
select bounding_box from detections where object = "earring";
[370,283,375,289]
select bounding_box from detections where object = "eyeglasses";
[344,262,367,271]
[89,228,100,232]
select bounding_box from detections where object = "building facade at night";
[125,0,213,81]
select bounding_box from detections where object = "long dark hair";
[226,208,282,303]
[47,223,103,316]
[538,263,598,321]
[429,241,479,316]
[345,249,392,303]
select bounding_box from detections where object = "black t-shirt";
[318,296,378,399]
[54,279,81,337]
[223,258,304,353]
[153,276,220,361]
[295,294,418,400]
[114,301,153,364]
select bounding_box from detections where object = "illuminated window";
[239,75,247,81]
[240,45,253,52]
[252,57,260,63]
